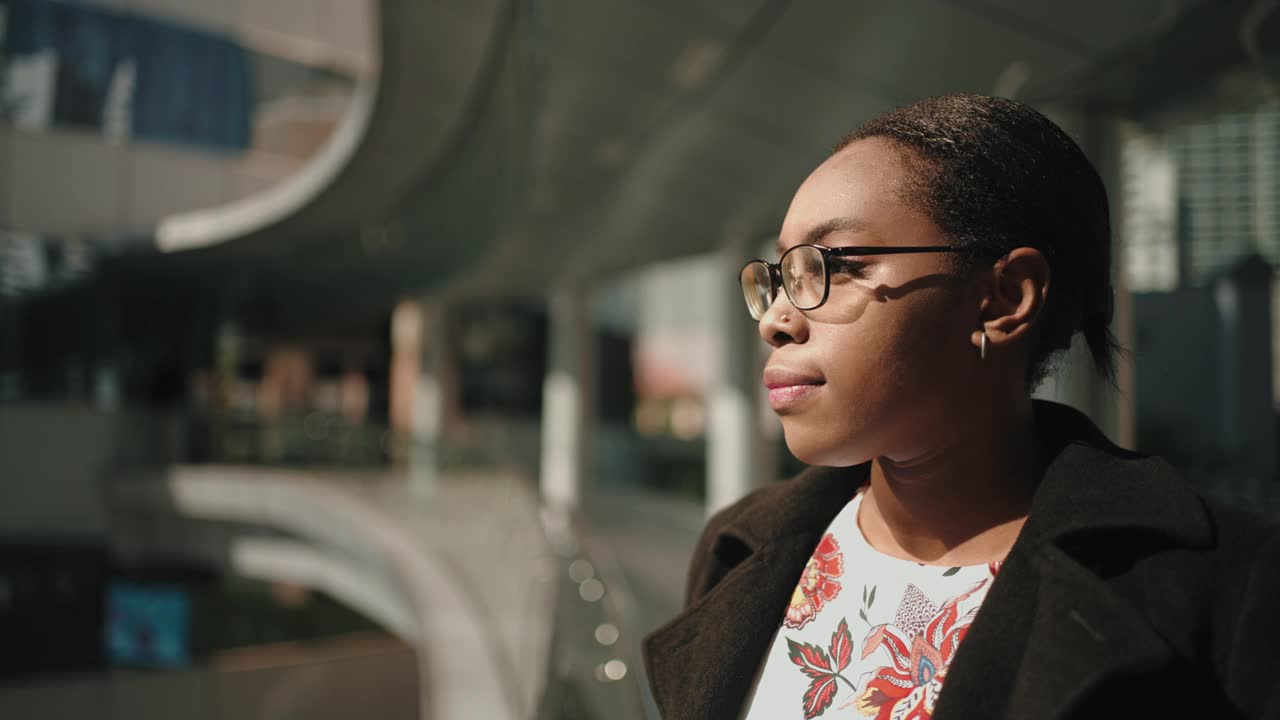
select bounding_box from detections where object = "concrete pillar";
[390,299,452,496]
[706,238,768,516]
[540,288,595,511]
[411,301,452,494]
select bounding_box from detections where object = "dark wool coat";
[642,401,1280,719]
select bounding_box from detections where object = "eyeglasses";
[739,243,961,320]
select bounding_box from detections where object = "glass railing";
[178,411,654,719]
[0,398,664,718]
[539,508,649,720]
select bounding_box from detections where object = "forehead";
[778,137,924,250]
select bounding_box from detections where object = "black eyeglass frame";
[741,243,962,318]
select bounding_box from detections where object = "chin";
[780,419,875,468]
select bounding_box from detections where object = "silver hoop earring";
[980,331,988,360]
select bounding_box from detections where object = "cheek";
[879,292,976,411]
[777,313,910,465]
[776,291,973,465]
[820,299,929,382]
[823,296,969,419]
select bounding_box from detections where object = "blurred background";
[1,0,1279,717]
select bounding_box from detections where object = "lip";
[763,366,825,412]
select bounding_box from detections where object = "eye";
[829,257,868,279]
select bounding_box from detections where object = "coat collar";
[643,401,1213,719]
[1015,400,1211,549]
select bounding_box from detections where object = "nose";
[758,292,807,347]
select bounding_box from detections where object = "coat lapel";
[935,543,1178,719]
[644,530,827,720]
[643,465,867,720]
[936,402,1212,719]
[1007,544,1179,718]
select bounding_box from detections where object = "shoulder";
[1062,467,1279,593]
[1202,496,1280,557]
[1149,493,1280,585]
[1197,497,1280,614]
[1198,499,1280,716]
[1084,485,1280,706]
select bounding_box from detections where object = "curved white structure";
[153,0,508,257]
[117,464,557,720]
[155,78,379,253]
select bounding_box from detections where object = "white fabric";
[741,489,999,720]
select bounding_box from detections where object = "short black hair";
[837,94,1118,386]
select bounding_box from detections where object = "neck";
[858,396,1043,566]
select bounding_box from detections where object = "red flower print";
[786,618,856,719]
[853,576,993,720]
[784,533,844,629]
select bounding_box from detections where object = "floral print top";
[741,488,1001,720]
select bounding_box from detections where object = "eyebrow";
[776,217,871,255]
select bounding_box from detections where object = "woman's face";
[762,138,983,466]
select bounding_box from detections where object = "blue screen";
[105,583,191,668]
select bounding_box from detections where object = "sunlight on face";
[762,138,981,466]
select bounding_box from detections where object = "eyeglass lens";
[782,245,825,311]
[739,245,830,320]
[740,262,773,320]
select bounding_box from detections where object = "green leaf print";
[942,566,961,577]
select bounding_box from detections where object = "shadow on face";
[799,272,967,327]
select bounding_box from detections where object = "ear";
[970,247,1050,354]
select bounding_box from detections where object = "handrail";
[537,507,648,720]
[569,511,662,720]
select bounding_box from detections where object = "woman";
[641,95,1280,719]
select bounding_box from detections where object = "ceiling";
[128,0,1273,326]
